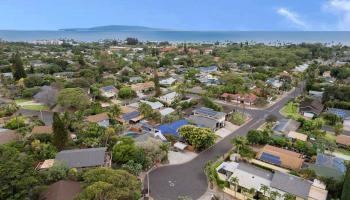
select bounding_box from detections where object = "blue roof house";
[157,119,189,137]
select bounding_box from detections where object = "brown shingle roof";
[43,180,82,200]
[336,134,350,146]
[299,99,324,115]
[31,126,53,135]
[257,145,304,171]
[86,112,109,123]
[0,130,19,144]
[131,81,155,92]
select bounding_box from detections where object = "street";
[146,84,304,200]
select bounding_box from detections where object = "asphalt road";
[146,84,304,200]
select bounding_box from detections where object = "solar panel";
[260,152,282,165]
[123,111,140,121]
[196,107,218,117]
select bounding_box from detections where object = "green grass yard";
[280,101,302,120]
[21,104,49,111]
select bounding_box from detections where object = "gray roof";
[55,147,107,168]
[237,162,273,181]
[193,107,226,119]
[188,115,217,129]
[273,119,300,134]
[271,171,311,199]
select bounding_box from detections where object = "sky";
[1,0,350,31]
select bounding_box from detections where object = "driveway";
[146,83,304,200]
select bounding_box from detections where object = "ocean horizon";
[0,30,350,44]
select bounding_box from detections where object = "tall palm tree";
[229,176,239,197]
[260,184,270,198]
[231,136,247,156]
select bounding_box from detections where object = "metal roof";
[157,119,188,137]
[271,171,311,199]
[122,111,141,121]
[55,147,107,168]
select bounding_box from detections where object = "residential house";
[0,129,19,144]
[266,78,283,89]
[287,131,308,142]
[86,112,109,127]
[217,161,327,200]
[344,116,350,131]
[256,145,304,171]
[129,76,143,83]
[159,107,175,117]
[322,71,331,78]
[1,72,13,79]
[53,72,75,79]
[198,65,218,73]
[159,77,177,86]
[293,63,309,72]
[117,106,144,124]
[140,100,164,110]
[309,90,324,101]
[190,107,226,130]
[308,153,346,180]
[197,74,219,85]
[326,108,350,119]
[31,125,53,135]
[221,93,257,105]
[55,147,111,169]
[131,81,155,97]
[273,119,300,135]
[299,99,324,118]
[42,180,82,200]
[99,85,118,98]
[336,134,350,148]
[30,60,46,68]
[158,92,179,105]
[157,119,189,138]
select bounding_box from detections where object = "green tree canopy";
[0,146,40,200]
[57,88,90,109]
[178,125,216,150]
[76,168,141,200]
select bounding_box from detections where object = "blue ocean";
[0,30,350,44]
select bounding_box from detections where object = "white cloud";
[277,8,308,30]
[325,0,350,30]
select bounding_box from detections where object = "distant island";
[60,25,164,31]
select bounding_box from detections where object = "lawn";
[21,104,49,111]
[14,98,31,104]
[335,148,350,156]
[280,101,302,120]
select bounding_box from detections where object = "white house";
[158,92,179,105]
[159,77,177,86]
[140,100,164,110]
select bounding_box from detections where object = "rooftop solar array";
[122,111,140,121]
[195,107,225,118]
[260,152,282,165]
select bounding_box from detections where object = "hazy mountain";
[60,25,164,31]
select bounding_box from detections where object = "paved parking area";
[168,150,198,165]
[215,122,239,138]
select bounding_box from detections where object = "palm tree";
[260,184,270,198]
[231,136,247,156]
[334,123,343,136]
[269,191,281,200]
[108,104,121,119]
[248,188,256,199]
[241,187,248,200]
[229,176,239,197]
[283,193,296,200]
